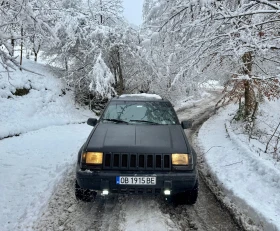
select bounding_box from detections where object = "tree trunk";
[116,48,124,95]
[11,38,15,56]
[244,80,251,116]
[242,52,255,117]
[242,52,252,75]
[113,67,117,84]
[65,57,68,72]
[20,27,23,71]
[100,0,103,24]
[33,43,40,62]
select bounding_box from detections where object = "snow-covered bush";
[89,54,115,99]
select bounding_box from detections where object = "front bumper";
[76,165,197,195]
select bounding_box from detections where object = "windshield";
[102,101,179,125]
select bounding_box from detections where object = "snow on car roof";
[118,93,162,100]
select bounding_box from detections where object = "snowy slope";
[0,58,95,230]
[0,58,94,139]
[197,102,280,231]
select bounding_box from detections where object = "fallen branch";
[223,160,243,167]
[199,146,224,156]
[265,121,280,153]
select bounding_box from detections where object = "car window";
[102,101,179,125]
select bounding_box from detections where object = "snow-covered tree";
[0,0,56,71]
[89,53,115,99]
[39,0,122,108]
[143,0,280,114]
[87,0,123,25]
[44,0,156,109]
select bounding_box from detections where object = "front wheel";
[172,179,199,205]
[75,180,97,202]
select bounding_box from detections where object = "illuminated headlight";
[172,153,189,165]
[82,152,103,165]
[164,190,171,195]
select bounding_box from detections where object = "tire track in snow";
[33,168,124,231]
[34,168,178,231]
[120,196,179,231]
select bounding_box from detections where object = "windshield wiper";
[130,120,160,125]
[103,119,129,124]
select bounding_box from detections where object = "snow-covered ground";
[174,91,212,112]
[1,124,92,231]
[0,58,95,230]
[174,80,223,112]
[0,57,93,139]
[197,101,280,230]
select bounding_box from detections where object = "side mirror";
[87,118,98,126]
[181,120,192,129]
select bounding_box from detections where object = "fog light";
[164,190,171,195]
[102,190,109,195]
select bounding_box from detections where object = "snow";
[119,93,162,99]
[120,197,179,231]
[0,57,94,230]
[198,80,224,90]
[151,32,159,41]
[89,53,115,99]
[197,102,280,231]
[0,57,94,139]
[141,39,151,47]
[0,124,92,231]
[174,91,212,112]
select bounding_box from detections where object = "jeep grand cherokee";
[75,94,198,204]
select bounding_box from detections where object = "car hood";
[86,124,190,153]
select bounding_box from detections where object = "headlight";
[172,153,189,165]
[83,152,103,165]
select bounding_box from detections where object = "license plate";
[116,176,156,185]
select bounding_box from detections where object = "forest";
[1,0,279,115]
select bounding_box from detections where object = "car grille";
[103,153,171,171]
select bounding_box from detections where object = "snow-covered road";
[0,58,241,231]
[30,91,240,231]
[0,124,91,231]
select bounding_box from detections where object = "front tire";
[75,180,97,202]
[173,179,199,205]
